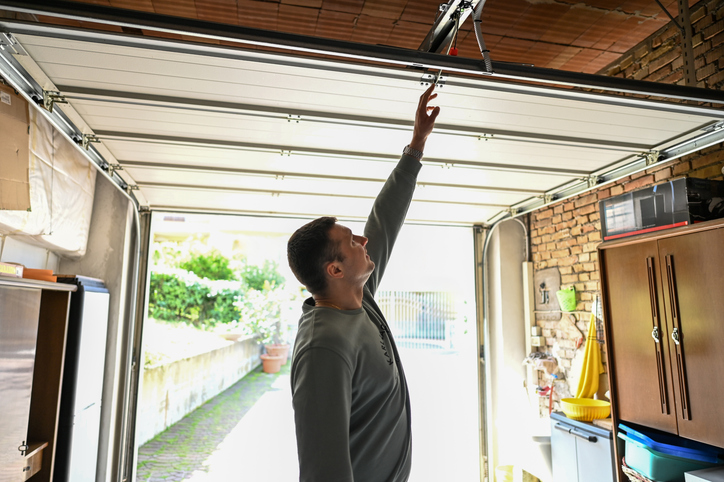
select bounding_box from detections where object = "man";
[287,84,440,482]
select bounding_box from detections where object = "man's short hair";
[287,216,344,295]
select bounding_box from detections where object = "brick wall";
[530,0,724,415]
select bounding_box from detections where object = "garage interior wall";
[485,219,530,474]
[528,0,724,416]
[56,174,137,482]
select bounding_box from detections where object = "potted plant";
[237,285,290,373]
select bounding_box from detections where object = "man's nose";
[356,235,368,246]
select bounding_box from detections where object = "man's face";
[328,224,375,283]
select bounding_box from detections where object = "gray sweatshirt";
[291,154,422,482]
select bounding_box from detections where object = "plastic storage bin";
[617,425,724,482]
[619,424,723,463]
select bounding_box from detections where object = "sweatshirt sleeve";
[364,154,422,296]
[292,347,354,482]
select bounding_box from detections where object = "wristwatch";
[403,144,424,160]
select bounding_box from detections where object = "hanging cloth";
[575,312,605,399]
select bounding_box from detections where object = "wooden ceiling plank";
[350,14,395,44]
[360,0,407,21]
[152,0,198,18]
[277,4,319,36]
[194,0,239,25]
[386,20,431,50]
[281,0,323,9]
[539,5,609,45]
[320,0,364,15]
[399,0,440,25]
[238,0,280,30]
[507,3,571,42]
[316,9,356,40]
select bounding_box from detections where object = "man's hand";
[409,83,441,154]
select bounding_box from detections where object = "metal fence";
[377,291,457,350]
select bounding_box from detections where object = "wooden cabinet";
[600,219,724,452]
[0,278,75,482]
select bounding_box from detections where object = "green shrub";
[236,286,285,345]
[148,270,242,329]
[180,249,236,281]
[148,246,288,333]
[240,260,285,290]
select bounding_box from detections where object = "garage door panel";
[7,28,722,225]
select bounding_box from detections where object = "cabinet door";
[551,421,579,482]
[658,228,724,448]
[601,241,677,434]
[0,287,42,482]
[576,434,615,482]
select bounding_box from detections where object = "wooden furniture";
[0,277,75,482]
[599,217,724,479]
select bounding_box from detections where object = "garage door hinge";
[108,163,123,175]
[420,72,446,86]
[126,184,140,193]
[587,175,599,188]
[704,121,724,132]
[280,149,292,156]
[287,114,301,123]
[507,207,520,215]
[42,90,68,113]
[0,33,28,56]
[80,134,101,150]
[542,193,555,204]
[644,150,660,166]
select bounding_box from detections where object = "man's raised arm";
[364,84,440,295]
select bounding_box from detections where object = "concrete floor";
[136,348,481,481]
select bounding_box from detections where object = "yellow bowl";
[560,398,610,421]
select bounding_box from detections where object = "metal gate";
[377,291,456,350]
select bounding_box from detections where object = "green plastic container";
[619,433,719,482]
[556,286,576,312]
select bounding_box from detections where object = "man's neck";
[313,286,364,311]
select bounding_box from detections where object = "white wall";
[486,220,529,470]
[59,174,137,482]
[0,234,60,271]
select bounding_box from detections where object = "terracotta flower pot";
[264,343,290,365]
[260,353,284,374]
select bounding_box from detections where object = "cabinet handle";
[665,255,691,421]
[554,423,598,443]
[647,257,668,414]
[18,441,28,456]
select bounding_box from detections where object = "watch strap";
[403,144,424,160]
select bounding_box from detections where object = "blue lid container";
[618,433,720,482]
[618,424,724,464]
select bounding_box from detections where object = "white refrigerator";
[55,276,110,482]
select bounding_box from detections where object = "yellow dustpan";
[575,313,604,399]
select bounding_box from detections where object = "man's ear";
[325,260,344,279]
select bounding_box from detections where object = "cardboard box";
[0,82,31,211]
[685,466,724,481]
[600,177,724,241]
[0,261,24,278]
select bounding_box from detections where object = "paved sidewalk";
[135,349,480,481]
[136,362,298,481]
